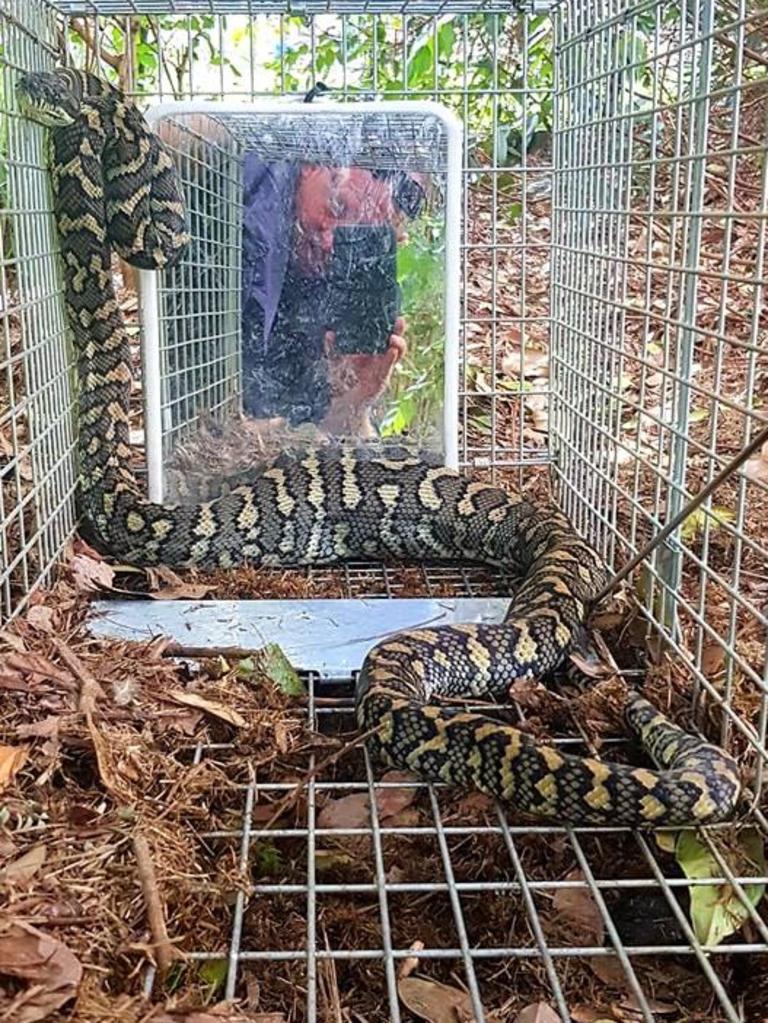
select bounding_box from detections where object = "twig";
[52,639,106,715]
[715,30,768,69]
[70,17,123,71]
[162,642,267,661]
[132,832,175,980]
[592,421,768,606]
[261,726,380,832]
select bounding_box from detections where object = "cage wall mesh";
[148,113,243,464]
[550,1,768,806]
[0,0,77,621]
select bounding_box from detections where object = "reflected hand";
[320,318,407,438]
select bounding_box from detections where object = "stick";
[161,643,268,660]
[591,421,768,606]
[132,833,175,979]
[52,639,106,715]
[261,726,380,832]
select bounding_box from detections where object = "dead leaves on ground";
[744,438,768,485]
[156,1010,285,1023]
[513,1005,561,1023]
[165,689,247,729]
[0,921,82,1022]
[67,540,115,594]
[398,977,475,1023]
[551,869,605,946]
[0,844,47,886]
[316,770,420,830]
[144,565,213,601]
[0,744,28,791]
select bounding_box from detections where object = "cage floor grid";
[136,678,767,1023]
[86,563,768,1022]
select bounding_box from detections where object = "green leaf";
[253,841,283,876]
[505,201,523,222]
[237,644,304,696]
[407,39,434,87]
[676,828,765,946]
[680,505,735,542]
[436,21,456,62]
[690,407,710,423]
[198,958,229,994]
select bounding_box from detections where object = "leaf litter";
[1,558,764,1020]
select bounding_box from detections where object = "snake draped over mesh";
[17,68,741,826]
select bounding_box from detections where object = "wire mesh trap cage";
[1,0,768,1021]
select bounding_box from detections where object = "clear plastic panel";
[142,102,461,504]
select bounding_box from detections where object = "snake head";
[16,70,82,126]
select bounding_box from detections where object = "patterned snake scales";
[18,69,740,826]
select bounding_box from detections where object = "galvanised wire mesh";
[0,0,77,622]
[550,1,768,807]
[149,113,243,471]
[129,576,768,1023]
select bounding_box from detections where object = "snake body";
[16,69,740,826]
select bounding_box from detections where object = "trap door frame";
[139,98,463,503]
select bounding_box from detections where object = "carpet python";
[17,69,740,826]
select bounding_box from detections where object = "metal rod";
[591,421,768,607]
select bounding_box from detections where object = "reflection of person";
[241,158,424,437]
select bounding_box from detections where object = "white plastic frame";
[140,98,463,503]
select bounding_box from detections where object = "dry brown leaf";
[166,690,246,728]
[398,940,425,980]
[86,716,124,797]
[376,770,419,820]
[454,792,494,818]
[0,744,28,791]
[509,677,556,710]
[71,537,106,561]
[0,629,27,653]
[69,553,115,593]
[744,439,768,484]
[619,997,677,1016]
[700,643,726,676]
[25,605,56,632]
[552,870,604,945]
[146,566,212,601]
[150,583,213,600]
[569,650,612,679]
[317,793,370,830]
[501,345,548,379]
[0,921,82,1022]
[155,709,204,736]
[588,956,628,989]
[570,1010,617,1023]
[17,716,61,741]
[154,1012,286,1023]
[317,773,418,830]
[525,392,549,431]
[2,844,47,885]
[0,673,36,692]
[4,652,73,686]
[397,976,476,1023]
[514,1004,561,1023]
